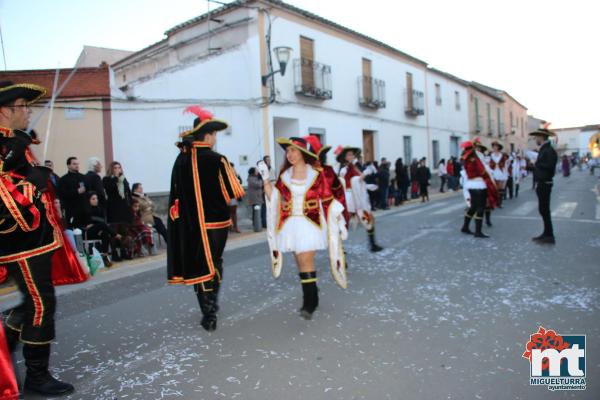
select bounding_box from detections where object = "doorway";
[273,117,300,174]
[362,130,375,163]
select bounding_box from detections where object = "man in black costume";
[167,106,245,331]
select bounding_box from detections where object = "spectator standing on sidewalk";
[84,157,106,209]
[246,167,264,230]
[437,159,447,192]
[377,161,390,210]
[43,159,60,187]
[415,158,431,202]
[103,161,133,259]
[57,157,87,229]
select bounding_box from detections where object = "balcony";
[357,76,386,109]
[404,89,425,116]
[293,58,332,100]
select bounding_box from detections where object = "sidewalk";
[0,188,460,301]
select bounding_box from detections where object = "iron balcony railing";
[358,76,386,109]
[293,58,332,100]
[404,89,425,116]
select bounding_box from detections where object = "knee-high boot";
[474,217,489,238]
[23,343,74,396]
[299,272,319,320]
[367,228,383,252]
[485,210,492,227]
[461,214,473,234]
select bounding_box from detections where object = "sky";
[1,0,598,128]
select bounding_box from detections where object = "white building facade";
[110,0,468,193]
[424,68,469,167]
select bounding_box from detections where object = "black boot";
[368,229,383,252]
[196,291,219,332]
[299,272,319,320]
[24,343,74,396]
[4,325,20,353]
[485,211,492,227]
[461,216,473,234]
[474,218,489,238]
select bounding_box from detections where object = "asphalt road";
[3,170,599,400]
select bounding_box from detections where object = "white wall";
[425,71,469,168]
[111,37,264,193]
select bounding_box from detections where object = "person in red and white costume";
[460,140,499,238]
[258,137,347,320]
[336,146,383,252]
[489,141,510,207]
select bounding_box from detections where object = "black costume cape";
[167,141,244,287]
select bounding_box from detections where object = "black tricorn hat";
[334,146,361,164]
[0,81,46,106]
[491,140,504,150]
[180,105,228,138]
[529,128,556,137]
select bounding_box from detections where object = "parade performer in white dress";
[489,141,510,207]
[335,146,383,252]
[258,137,348,320]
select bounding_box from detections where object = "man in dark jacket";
[530,127,558,244]
[57,157,86,228]
[83,156,106,209]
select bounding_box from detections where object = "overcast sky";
[1,0,597,128]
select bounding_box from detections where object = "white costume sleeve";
[265,187,283,278]
[350,175,374,230]
[326,199,348,289]
[460,170,471,206]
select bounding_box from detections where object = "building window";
[435,83,442,106]
[432,140,440,167]
[403,136,412,163]
[450,136,460,158]
[454,91,460,111]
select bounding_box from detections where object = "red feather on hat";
[334,145,344,155]
[183,105,213,121]
[303,135,321,153]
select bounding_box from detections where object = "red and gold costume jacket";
[341,162,361,189]
[489,152,509,171]
[321,164,349,226]
[274,165,333,231]
[0,127,87,285]
[463,149,499,209]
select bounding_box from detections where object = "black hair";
[132,183,142,192]
[66,156,77,166]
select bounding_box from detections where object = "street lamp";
[262,46,293,86]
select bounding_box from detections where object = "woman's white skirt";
[276,215,327,253]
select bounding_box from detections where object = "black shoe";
[474,220,489,238]
[24,344,75,396]
[461,227,474,235]
[370,243,383,252]
[534,235,555,245]
[200,315,217,331]
[531,235,545,241]
[474,232,490,238]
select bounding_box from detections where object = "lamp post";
[262,46,292,86]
